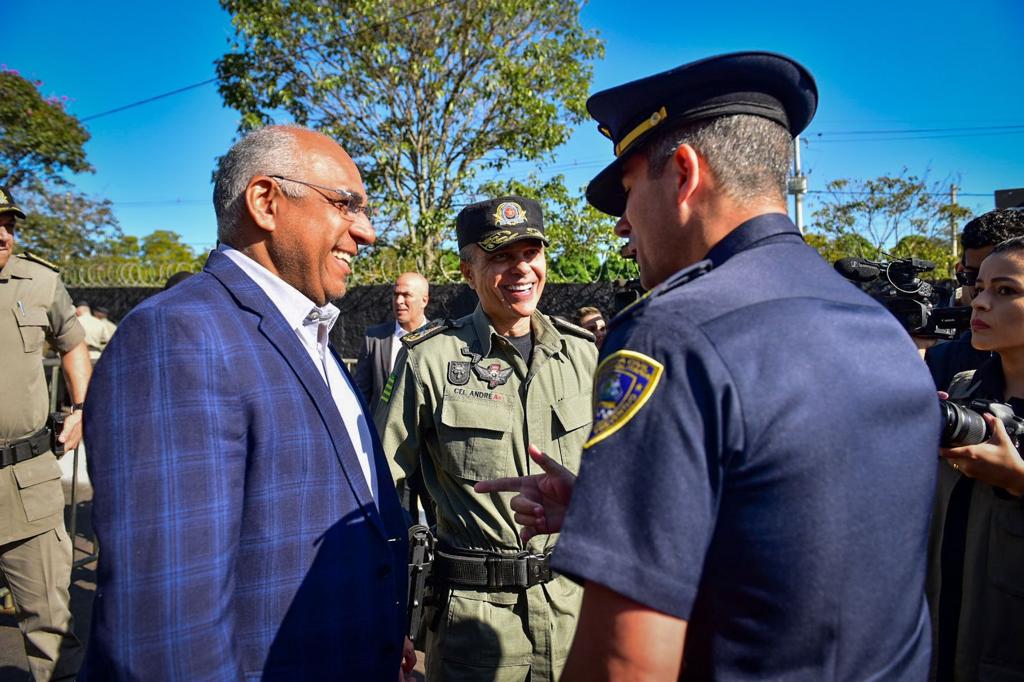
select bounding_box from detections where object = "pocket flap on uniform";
[12,454,62,488]
[15,307,48,328]
[441,394,511,432]
[552,394,592,433]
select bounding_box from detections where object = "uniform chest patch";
[584,350,664,448]
[447,361,471,385]
[473,362,513,389]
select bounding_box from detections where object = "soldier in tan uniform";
[0,186,90,680]
[376,196,597,681]
[74,300,113,360]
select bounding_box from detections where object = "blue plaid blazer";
[80,250,409,680]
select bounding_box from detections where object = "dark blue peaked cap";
[585,51,818,216]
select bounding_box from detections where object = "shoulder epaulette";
[610,259,714,326]
[16,251,60,272]
[550,315,595,342]
[655,258,713,296]
[401,318,451,348]
[611,289,652,323]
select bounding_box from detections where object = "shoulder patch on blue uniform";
[549,315,595,341]
[584,350,664,449]
[401,318,450,348]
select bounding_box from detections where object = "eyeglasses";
[270,175,374,218]
[955,268,979,287]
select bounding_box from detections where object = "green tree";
[18,190,121,265]
[0,68,123,265]
[477,174,637,283]
[217,0,603,277]
[140,229,198,264]
[808,171,971,277]
[0,69,92,191]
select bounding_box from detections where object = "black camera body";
[834,256,969,339]
[940,398,1024,448]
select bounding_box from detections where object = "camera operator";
[929,235,1024,680]
[925,208,1024,389]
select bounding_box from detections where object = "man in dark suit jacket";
[81,126,412,680]
[354,272,429,408]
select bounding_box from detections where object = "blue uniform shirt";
[551,213,939,680]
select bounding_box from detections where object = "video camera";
[834,256,970,339]
[940,398,1024,448]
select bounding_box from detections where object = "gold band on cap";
[613,106,668,157]
[478,227,547,252]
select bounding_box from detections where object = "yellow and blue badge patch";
[584,350,664,448]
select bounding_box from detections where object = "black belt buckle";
[520,550,552,587]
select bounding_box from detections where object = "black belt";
[434,546,554,590]
[0,428,51,468]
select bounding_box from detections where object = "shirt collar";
[470,304,561,357]
[705,212,803,267]
[220,244,340,333]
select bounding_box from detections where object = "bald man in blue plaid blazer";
[79,127,410,680]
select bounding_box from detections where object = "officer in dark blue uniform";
[483,53,941,680]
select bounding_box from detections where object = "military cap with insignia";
[0,185,27,220]
[456,195,549,253]
[585,51,818,216]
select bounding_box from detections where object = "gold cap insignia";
[493,201,527,227]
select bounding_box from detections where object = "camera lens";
[939,401,989,447]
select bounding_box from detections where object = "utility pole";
[788,135,808,234]
[950,184,959,261]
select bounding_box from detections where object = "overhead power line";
[814,123,1024,136]
[78,0,459,123]
[81,78,218,122]
[808,130,1024,144]
[805,189,990,197]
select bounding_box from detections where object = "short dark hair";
[644,114,792,204]
[961,208,1024,251]
[991,234,1024,257]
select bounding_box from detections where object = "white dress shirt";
[390,321,409,374]
[223,246,377,505]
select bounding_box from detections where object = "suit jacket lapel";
[380,333,394,381]
[205,250,388,539]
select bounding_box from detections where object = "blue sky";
[6,0,1023,253]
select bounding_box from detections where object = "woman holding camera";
[929,235,1024,681]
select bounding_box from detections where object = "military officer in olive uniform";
[0,186,90,680]
[375,196,596,682]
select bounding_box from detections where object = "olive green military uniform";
[376,305,596,682]
[1,253,85,680]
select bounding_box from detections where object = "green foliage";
[477,174,637,283]
[217,0,603,278]
[140,230,199,263]
[17,190,121,265]
[0,69,124,266]
[0,70,92,192]
[808,171,972,277]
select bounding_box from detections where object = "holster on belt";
[407,525,435,648]
[434,544,554,591]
